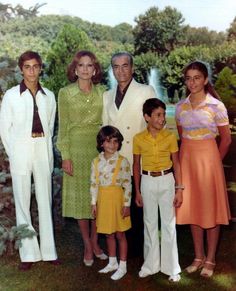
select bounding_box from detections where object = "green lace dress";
[57,82,104,219]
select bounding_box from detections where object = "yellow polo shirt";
[133,128,178,171]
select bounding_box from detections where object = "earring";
[93,71,96,76]
[75,71,78,76]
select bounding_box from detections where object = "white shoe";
[94,252,108,260]
[168,274,181,282]
[138,269,151,278]
[111,268,127,280]
[83,259,94,267]
[98,263,118,273]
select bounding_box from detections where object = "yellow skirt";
[96,185,131,234]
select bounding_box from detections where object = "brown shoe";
[18,262,33,271]
[47,259,61,266]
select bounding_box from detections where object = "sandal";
[185,257,205,273]
[200,261,215,278]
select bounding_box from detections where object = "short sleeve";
[133,135,141,155]
[214,102,229,126]
[169,133,178,153]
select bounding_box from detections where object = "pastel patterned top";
[90,151,132,206]
[175,93,229,140]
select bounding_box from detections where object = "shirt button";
[126,141,130,144]
[127,126,130,129]
[87,99,90,102]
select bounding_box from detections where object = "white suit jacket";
[0,84,56,175]
[102,79,156,167]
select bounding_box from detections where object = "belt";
[142,168,172,177]
[32,132,44,138]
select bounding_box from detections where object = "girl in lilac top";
[175,61,231,278]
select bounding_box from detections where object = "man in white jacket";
[0,51,59,270]
[103,52,156,257]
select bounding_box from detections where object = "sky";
[4,0,236,32]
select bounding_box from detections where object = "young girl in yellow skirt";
[90,126,132,280]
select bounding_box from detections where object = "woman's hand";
[62,159,73,176]
[173,189,183,208]
[91,205,97,218]
[122,206,130,218]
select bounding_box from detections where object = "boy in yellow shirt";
[133,98,183,282]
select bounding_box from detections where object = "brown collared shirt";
[20,81,44,134]
[115,79,132,109]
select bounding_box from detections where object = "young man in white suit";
[0,51,59,270]
[103,52,156,257]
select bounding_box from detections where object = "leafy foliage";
[184,26,226,47]
[215,67,236,123]
[44,24,94,97]
[133,6,186,55]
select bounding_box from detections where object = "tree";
[227,17,236,41]
[44,24,94,97]
[133,6,185,55]
[184,26,226,47]
[112,23,134,44]
[215,66,236,123]
[0,3,14,22]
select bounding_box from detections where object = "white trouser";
[11,138,57,262]
[140,173,181,276]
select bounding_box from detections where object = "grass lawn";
[0,111,235,291]
[0,219,235,291]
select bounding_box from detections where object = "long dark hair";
[183,61,220,99]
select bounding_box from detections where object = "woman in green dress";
[57,50,107,266]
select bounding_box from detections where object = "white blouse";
[90,151,132,206]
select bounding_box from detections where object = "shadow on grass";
[0,219,235,291]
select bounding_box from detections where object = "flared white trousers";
[140,173,181,276]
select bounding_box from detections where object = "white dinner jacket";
[0,84,56,175]
[102,79,156,167]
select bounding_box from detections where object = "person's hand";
[122,206,130,218]
[91,205,97,218]
[173,189,183,208]
[62,159,73,176]
[135,192,143,207]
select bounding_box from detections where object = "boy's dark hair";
[143,98,166,117]
[96,126,124,152]
[18,51,42,70]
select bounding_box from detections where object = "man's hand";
[135,192,143,207]
[62,159,73,176]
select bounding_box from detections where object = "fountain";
[148,68,175,117]
[108,66,117,89]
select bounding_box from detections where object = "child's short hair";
[143,98,166,117]
[96,126,124,152]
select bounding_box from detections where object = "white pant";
[140,173,181,276]
[11,138,57,262]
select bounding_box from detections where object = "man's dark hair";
[143,98,166,117]
[111,52,133,67]
[18,51,42,70]
[96,126,124,152]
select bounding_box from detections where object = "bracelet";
[175,185,185,190]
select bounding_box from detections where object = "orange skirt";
[176,138,231,228]
[96,185,131,234]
